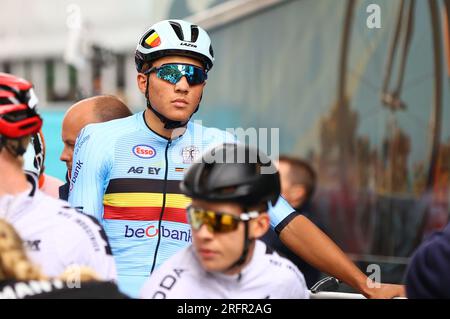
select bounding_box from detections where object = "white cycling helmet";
[23,130,45,177]
[135,19,214,72]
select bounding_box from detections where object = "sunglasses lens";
[185,66,207,85]
[157,64,206,85]
[157,65,182,84]
[218,214,238,232]
[187,207,239,233]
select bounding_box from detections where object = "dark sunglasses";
[187,205,259,234]
[145,63,207,85]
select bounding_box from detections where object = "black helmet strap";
[145,72,200,130]
[224,219,254,277]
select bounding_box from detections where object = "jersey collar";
[139,111,187,144]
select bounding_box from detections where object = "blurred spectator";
[59,95,132,200]
[261,155,322,288]
[405,222,450,298]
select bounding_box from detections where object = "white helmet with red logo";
[135,19,214,72]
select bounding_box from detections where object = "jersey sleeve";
[55,210,117,282]
[68,125,112,222]
[287,270,310,299]
[269,196,299,233]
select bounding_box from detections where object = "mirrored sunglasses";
[146,63,207,85]
[187,205,259,234]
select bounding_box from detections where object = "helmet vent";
[217,186,238,195]
[0,97,11,105]
[190,25,199,42]
[169,21,184,41]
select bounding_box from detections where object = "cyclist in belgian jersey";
[140,144,309,299]
[0,73,117,282]
[69,19,405,299]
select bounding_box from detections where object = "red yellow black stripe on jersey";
[102,178,191,222]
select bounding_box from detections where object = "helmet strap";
[144,73,200,130]
[224,220,253,276]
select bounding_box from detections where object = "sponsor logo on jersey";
[69,160,83,191]
[127,166,161,175]
[74,134,90,157]
[181,146,199,164]
[151,268,186,299]
[124,225,192,242]
[133,145,156,159]
[0,279,65,299]
[24,239,41,251]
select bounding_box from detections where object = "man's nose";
[196,223,214,239]
[174,76,189,92]
[60,147,72,163]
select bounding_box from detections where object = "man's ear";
[137,73,148,94]
[250,213,270,239]
[291,184,306,203]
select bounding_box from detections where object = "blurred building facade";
[0,0,230,109]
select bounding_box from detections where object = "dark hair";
[279,155,317,200]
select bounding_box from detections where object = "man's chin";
[168,108,196,121]
[168,114,191,123]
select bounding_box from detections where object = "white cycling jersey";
[140,240,309,299]
[0,180,117,281]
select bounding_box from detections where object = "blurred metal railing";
[310,291,366,299]
[308,276,407,299]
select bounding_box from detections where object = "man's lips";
[172,99,188,107]
[198,248,218,259]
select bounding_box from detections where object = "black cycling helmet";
[181,143,280,273]
[180,143,280,209]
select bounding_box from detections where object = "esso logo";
[132,145,156,159]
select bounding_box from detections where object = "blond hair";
[0,219,102,284]
[0,219,46,281]
[58,265,100,282]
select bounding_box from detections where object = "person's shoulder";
[40,174,64,198]
[35,191,103,236]
[405,224,450,298]
[253,241,309,298]
[82,112,139,138]
[73,113,139,159]
[256,240,305,281]
[33,189,73,212]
